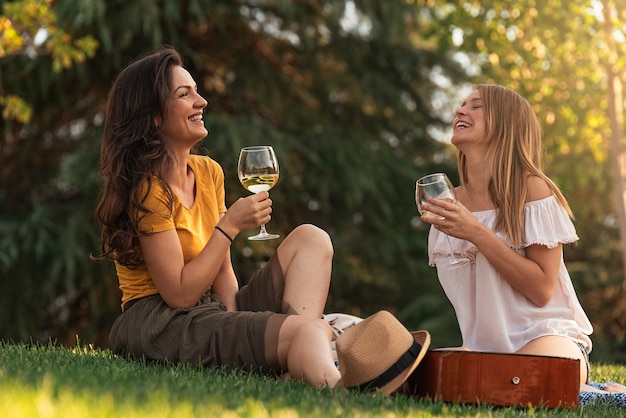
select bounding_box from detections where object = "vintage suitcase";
[407,350,580,409]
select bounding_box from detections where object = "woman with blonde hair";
[420,84,626,404]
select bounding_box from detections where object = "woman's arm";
[139,227,232,308]
[459,221,561,306]
[209,213,239,311]
[140,192,272,308]
[422,176,562,306]
[210,252,239,311]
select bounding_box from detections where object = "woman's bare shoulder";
[526,175,552,202]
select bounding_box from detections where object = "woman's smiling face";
[451,89,486,148]
[157,65,208,147]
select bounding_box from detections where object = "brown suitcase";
[407,350,580,409]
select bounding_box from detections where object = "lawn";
[1,341,624,417]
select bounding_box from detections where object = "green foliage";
[0,94,32,122]
[0,0,98,122]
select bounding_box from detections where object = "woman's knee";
[275,318,331,362]
[518,335,583,358]
[292,317,332,340]
[281,317,332,345]
[295,224,332,250]
[281,224,333,259]
[517,335,589,383]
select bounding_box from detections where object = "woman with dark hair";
[420,84,626,404]
[94,46,342,387]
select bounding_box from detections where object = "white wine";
[237,145,280,240]
[419,210,444,219]
[416,189,454,218]
[241,174,279,193]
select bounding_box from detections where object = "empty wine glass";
[416,173,470,268]
[238,145,280,240]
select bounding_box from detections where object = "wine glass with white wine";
[238,145,280,240]
[416,173,470,268]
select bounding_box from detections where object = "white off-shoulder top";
[428,195,593,353]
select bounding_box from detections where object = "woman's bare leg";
[273,315,341,388]
[516,335,626,393]
[516,335,588,385]
[277,224,333,319]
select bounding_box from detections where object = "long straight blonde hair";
[457,84,573,246]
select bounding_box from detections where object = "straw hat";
[336,310,430,395]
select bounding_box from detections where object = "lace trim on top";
[428,195,579,265]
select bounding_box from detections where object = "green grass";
[1,341,624,417]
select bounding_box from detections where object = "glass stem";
[445,235,460,262]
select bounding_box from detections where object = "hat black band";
[356,339,422,392]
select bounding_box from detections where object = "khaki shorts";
[109,254,288,372]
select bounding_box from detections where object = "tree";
[600,0,626,356]
[0,0,97,122]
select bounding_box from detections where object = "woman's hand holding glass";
[416,173,470,268]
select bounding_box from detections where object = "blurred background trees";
[2,0,626,362]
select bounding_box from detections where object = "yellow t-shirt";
[115,154,227,310]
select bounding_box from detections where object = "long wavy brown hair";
[93,47,183,268]
[457,84,573,247]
